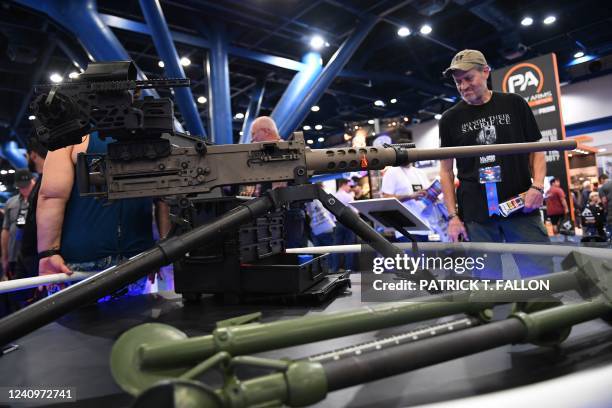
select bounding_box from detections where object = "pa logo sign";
[502,63,544,95]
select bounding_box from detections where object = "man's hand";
[400,190,427,201]
[39,254,72,276]
[448,217,469,242]
[524,188,544,213]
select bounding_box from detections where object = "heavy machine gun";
[0,60,577,346]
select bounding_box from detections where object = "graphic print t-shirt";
[439,92,542,223]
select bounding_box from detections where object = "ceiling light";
[28,115,36,121]
[307,139,314,145]
[158,60,165,68]
[325,42,330,47]
[314,124,323,130]
[68,71,79,79]
[239,131,243,136]
[0,170,6,175]
[234,113,245,120]
[343,133,352,141]
[197,96,207,104]
[374,100,385,107]
[367,119,375,124]
[403,117,409,122]
[543,16,556,25]
[397,27,411,37]
[390,98,397,104]
[391,122,397,126]
[180,57,191,66]
[310,35,325,50]
[8,169,15,174]
[420,24,432,35]
[49,73,63,83]
[317,137,324,142]
[434,113,442,120]
[303,125,312,130]
[574,51,585,59]
[521,17,533,26]
[311,105,320,112]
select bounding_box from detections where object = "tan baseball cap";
[443,49,488,77]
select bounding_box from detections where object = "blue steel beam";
[138,0,206,138]
[2,141,28,169]
[13,0,185,133]
[11,36,57,146]
[240,80,266,144]
[206,22,233,145]
[99,14,306,72]
[98,12,455,97]
[57,39,89,71]
[272,52,323,138]
[281,15,379,136]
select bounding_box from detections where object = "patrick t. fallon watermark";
[361,254,556,302]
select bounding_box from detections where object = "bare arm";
[529,151,546,187]
[155,200,171,240]
[37,143,80,275]
[382,191,426,201]
[440,159,468,241]
[524,151,546,211]
[440,159,457,215]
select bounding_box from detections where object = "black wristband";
[530,185,544,194]
[38,249,61,259]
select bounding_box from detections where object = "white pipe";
[0,272,93,294]
[286,242,612,260]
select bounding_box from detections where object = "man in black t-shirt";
[438,50,551,279]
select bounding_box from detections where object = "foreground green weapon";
[124,296,612,407]
[111,250,612,397]
[113,252,612,378]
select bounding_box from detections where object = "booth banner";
[491,53,571,203]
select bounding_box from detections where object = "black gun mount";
[30,60,190,151]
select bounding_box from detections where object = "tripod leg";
[316,188,437,287]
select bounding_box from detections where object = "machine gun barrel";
[304,139,577,173]
[81,138,577,200]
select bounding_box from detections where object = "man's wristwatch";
[38,249,61,259]
[530,185,544,194]
[448,213,460,221]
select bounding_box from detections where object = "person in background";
[381,163,430,242]
[581,180,592,210]
[2,169,36,280]
[13,138,47,281]
[305,193,336,247]
[438,49,551,279]
[599,175,612,240]
[37,131,170,296]
[331,179,356,272]
[241,116,307,248]
[545,177,569,235]
[581,192,606,238]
